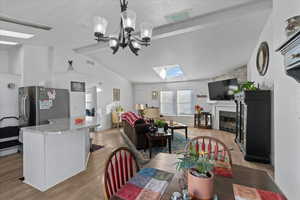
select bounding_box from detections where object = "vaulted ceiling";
[0,0,272,82]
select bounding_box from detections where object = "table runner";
[233,184,287,200]
[213,161,233,178]
[111,168,174,200]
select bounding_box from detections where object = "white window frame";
[177,89,193,116]
[160,90,176,116]
[160,89,194,116]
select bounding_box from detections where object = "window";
[177,90,193,115]
[160,90,193,116]
[153,65,184,80]
[160,91,176,115]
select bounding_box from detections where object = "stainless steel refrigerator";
[19,86,70,126]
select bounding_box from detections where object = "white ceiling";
[0,0,272,82]
[87,10,270,83]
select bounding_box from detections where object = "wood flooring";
[0,128,274,200]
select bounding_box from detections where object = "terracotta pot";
[188,170,214,200]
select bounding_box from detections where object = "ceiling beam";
[0,15,52,30]
[73,0,272,54]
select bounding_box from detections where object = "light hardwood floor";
[0,128,273,200]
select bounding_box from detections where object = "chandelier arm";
[120,0,128,12]
[128,40,139,56]
[119,20,127,48]
[128,34,139,56]
[95,36,110,43]
[131,35,151,46]
[111,25,123,54]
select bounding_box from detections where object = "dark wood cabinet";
[235,90,271,163]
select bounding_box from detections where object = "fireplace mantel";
[208,101,236,130]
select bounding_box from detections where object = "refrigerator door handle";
[23,95,29,121]
[20,95,25,119]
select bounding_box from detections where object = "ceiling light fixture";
[0,29,34,39]
[93,0,153,56]
[0,40,18,45]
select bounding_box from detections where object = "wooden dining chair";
[185,136,232,166]
[103,147,140,199]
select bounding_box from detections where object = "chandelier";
[93,0,153,56]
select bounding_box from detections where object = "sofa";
[123,119,149,150]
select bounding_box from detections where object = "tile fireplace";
[219,111,236,134]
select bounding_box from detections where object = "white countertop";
[21,117,101,134]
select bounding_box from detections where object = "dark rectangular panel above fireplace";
[219,111,236,134]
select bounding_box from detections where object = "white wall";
[0,44,133,130]
[133,80,211,125]
[21,45,54,87]
[0,50,9,73]
[134,79,211,110]
[247,1,300,198]
[52,47,133,130]
[7,45,22,75]
[0,73,20,127]
[0,47,21,127]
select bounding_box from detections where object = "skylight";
[0,29,34,39]
[0,40,18,45]
[153,65,184,80]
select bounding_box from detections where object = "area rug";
[90,144,104,152]
[120,130,188,164]
[139,132,188,160]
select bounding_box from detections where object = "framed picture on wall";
[152,91,159,100]
[71,81,85,92]
[113,88,120,101]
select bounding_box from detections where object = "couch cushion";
[121,112,144,127]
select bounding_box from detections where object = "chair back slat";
[195,141,199,153]
[185,136,232,166]
[221,150,226,162]
[124,151,129,182]
[214,143,219,161]
[106,171,114,198]
[103,147,140,200]
[109,161,117,195]
[201,138,206,152]
[119,151,125,185]
[207,139,212,159]
[114,154,121,190]
[129,154,134,177]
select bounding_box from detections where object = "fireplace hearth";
[219,111,236,134]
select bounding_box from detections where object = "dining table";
[144,153,284,200]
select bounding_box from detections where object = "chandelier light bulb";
[94,16,108,36]
[109,35,118,49]
[132,40,141,50]
[140,22,153,42]
[121,10,136,32]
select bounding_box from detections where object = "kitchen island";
[21,117,100,191]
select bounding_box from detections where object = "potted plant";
[115,105,124,113]
[234,81,258,94]
[195,105,203,114]
[176,147,215,200]
[155,119,166,133]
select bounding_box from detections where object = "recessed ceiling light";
[0,29,34,39]
[0,40,19,45]
[153,65,184,80]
